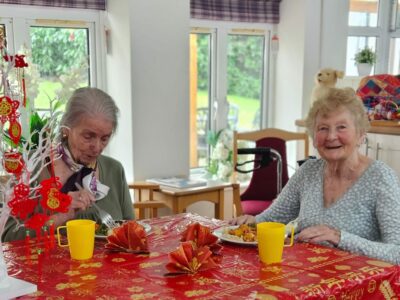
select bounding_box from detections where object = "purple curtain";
[0,0,105,10]
[191,0,282,24]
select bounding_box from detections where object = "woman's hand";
[296,225,341,246]
[68,188,95,210]
[229,215,256,225]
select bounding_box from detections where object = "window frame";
[0,4,105,95]
[347,0,400,75]
[189,19,273,170]
[190,20,273,127]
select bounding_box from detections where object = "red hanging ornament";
[8,120,22,145]
[14,183,30,198]
[8,198,37,219]
[25,213,49,232]
[8,183,36,219]
[3,54,28,68]
[22,72,27,107]
[0,96,19,124]
[39,177,72,213]
[3,151,24,175]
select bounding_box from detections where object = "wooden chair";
[232,128,309,216]
[129,182,167,220]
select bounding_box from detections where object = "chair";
[232,128,309,216]
[129,182,167,220]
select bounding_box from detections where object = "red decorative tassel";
[25,230,31,264]
[22,72,26,107]
[48,220,55,249]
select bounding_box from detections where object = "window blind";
[0,0,106,10]
[190,0,282,24]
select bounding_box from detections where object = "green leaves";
[206,129,223,148]
[29,111,49,150]
[354,47,377,65]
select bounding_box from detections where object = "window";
[0,5,102,116]
[189,22,271,169]
[346,0,400,76]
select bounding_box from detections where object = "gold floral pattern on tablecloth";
[2,213,399,300]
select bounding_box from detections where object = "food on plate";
[95,220,124,237]
[95,223,112,236]
[227,224,257,242]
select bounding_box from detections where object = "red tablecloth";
[4,213,400,299]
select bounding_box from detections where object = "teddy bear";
[311,68,344,103]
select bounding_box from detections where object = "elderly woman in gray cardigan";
[231,88,400,264]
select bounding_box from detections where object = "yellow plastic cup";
[57,219,95,260]
[257,222,294,264]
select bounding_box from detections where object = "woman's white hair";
[60,87,119,136]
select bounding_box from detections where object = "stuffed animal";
[311,68,344,103]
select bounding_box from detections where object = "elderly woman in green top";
[2,87,134,241]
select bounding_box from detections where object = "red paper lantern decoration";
[0,96,19,124]
[8,120,22,145]
[39,177,72,213]
[25,213,49,231]
[3,151,24,175]
[8,198,37,219]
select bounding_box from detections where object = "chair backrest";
[232,128,309,215]
[129,182,166,220]
[233,128,309,179]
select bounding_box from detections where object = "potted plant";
[354,47,377,76]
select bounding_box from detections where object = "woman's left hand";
[296,225,341,246]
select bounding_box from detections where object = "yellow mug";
[57,219,96,260]
[257,222,294,264]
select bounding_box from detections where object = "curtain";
[0,0,106,10]
[190,0,282,24]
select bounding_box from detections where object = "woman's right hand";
[68,188,95,210]
[229,215,256,225]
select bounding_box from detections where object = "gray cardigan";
[255,159,400,264]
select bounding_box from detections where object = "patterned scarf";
[57,143,109,200]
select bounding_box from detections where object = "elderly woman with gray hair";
[2,87,134,241]
[231,87,400,264]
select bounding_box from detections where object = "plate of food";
[213,224,257,245]
[95,220,151,239]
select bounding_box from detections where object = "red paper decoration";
[3,54,28,68]
[0,96,19,124]
[8,183,35,219]
[8,120,22,145]
[8,198,36,220]
[3,151,24,175]
[39,177,72,213]
[25,213,49,231]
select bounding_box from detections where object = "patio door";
[189,24,270,169]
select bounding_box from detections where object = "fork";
[75,183,118,229]
[91,202,118,229]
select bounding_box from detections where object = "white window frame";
[0,4,105,92]
[190,19,274,133]
[347,0,400,74]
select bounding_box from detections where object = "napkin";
[165,241,218,275]
[181,222,222,255]
[105,220,149,254]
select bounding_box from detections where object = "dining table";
[3,212,400,299]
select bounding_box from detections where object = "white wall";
[106,0,190,182]
[130,0,190,181]
[274,0,307,129]
[276,0,350,122]
[104,0,134,182]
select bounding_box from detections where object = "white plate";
[213,226,257,246]
[95,221,151,239]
